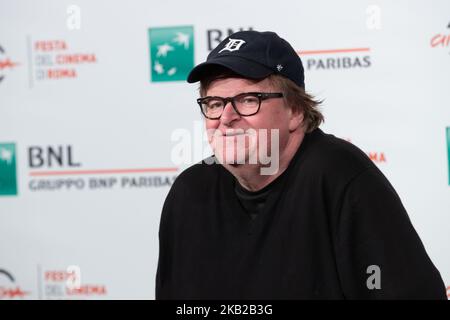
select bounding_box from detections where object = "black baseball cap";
[187,30,305,88]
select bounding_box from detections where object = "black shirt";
[156,128,446,299]
[234,175,280,220]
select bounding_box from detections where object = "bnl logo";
[148,26,194,82]
[0,143,17,196]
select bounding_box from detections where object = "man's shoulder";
[172,156,223,190]
[302,129,376,177]
[162,157,227,217]
[314,130,370,160]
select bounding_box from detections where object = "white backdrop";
[0,0,449,299]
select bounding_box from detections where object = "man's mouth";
[223,131,245,137]
[217,129,248,137]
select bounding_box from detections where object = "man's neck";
[223,130,305,192]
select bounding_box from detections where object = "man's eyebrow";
[205,90,268,97]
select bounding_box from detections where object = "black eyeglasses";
[197,92,284,120]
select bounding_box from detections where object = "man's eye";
[242,96,258,104]
[207,102,223,109]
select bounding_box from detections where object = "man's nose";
[220,101,240,125]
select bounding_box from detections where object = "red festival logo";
[430,22,450,53]
[0,269,30,299]
[33,40,97,81]
[0,45,20,83]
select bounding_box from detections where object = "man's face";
[204,77,297,167]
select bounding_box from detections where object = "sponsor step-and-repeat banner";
[1,0,449,299]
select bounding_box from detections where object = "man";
[156,31,446,299]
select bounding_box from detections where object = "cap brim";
[187,56,274,83]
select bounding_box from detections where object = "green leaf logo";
[148,26,194,82]
[0,143,17,196]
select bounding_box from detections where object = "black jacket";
[156,128,446,299]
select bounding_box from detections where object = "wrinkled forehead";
[205,77,275,97]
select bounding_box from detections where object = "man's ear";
[288,107,304,132]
